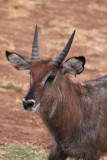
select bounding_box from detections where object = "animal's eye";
[46,74,55,83]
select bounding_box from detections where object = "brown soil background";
[0,0,107,159]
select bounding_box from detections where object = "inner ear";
[6,51,31,70]
[66,56,85,65]
[63,56,85,75]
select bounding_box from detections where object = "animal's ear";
[6,51,31,70]
[62,56,85,76]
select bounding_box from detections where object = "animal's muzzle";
[22,99,35,110]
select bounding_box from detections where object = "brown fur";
[6,48,107,160]
[24,60,107,160]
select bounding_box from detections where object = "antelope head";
[6,25,85,113]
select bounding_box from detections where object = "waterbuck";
[6,25,107,160]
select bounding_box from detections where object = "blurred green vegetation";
[0,144,48,160]
[1,83,23,93]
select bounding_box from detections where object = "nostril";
[23,99,35,110]
[27,101,34,107]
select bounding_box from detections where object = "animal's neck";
[40,77,82,143]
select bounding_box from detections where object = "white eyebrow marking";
[41,71,53,86]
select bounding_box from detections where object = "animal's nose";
[22,99,35,110]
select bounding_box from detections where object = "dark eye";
[46,74,55,83]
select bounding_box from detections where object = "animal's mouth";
[22,99,40,112]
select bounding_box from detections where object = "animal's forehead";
[31,60,57,79]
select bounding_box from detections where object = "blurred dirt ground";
[0,0,107,159]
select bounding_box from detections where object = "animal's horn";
[52,30,76,66]
[32,25,40,60]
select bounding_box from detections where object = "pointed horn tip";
[73,29,76,34]
[69,29,76,40]
[36,24,38,29]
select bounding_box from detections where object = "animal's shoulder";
[81,75,107,90]
[95,75,107,82]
